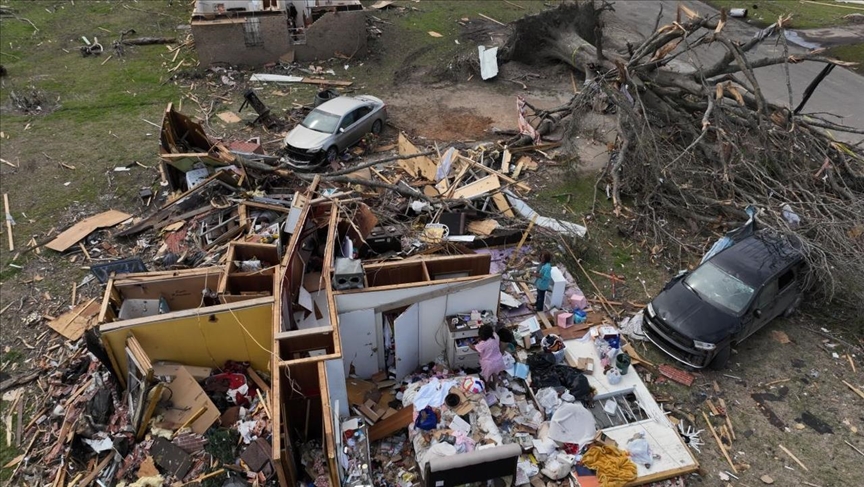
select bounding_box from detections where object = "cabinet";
[443,312,496,370]
[546,266,566,309]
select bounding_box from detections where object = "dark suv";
[644,233,805,369]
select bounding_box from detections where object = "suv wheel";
[708,345,731,370]
[783,295,802,317]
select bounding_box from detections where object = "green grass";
[0,0,190,278]
[351,0,548,91]
[826,43,864,74]
[532,170,674,306]
[706,0,862,29]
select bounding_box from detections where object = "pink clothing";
[475,333,507,382]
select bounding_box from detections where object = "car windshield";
[301,109,340,133]
[684,261,755,314]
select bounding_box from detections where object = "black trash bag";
[87,388,114,427]
[527,351,557,371]
[555,366,591,401]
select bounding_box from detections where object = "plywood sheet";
[46,210,132,252]
[451,175,501,200]
[49,299,100,340]
[159,365,220,435]
[492,192,515,218]
[467,219,499,236]
[101,298,273,378]
[397,134,437,181]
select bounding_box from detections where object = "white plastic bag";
[627,435,653,467]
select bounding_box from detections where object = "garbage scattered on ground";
[3,2,863,487]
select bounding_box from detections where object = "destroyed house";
[191,0,366,66]
[93,123,700,485]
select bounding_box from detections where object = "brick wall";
[192,12,291,66]
[294,10,367,62]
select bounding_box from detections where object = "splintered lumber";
[450,175,501,200]
[173,406,208,438]
[478,13,506,26]
[718,397,736,440]
[508,214,536,267]
[3,193,12,251]
[397,134,438,181]
[467,219,499,236]
[846,440,864,458]
[48,298,99,341]
[459,155,530,192]
[842,380,864,400]
[137,383,165,440]
[501,149,512,174]
[492,192,515,217]
[702,411,738,474]
[369,405,414,441]
[78,453,113,486]
[45,210,131,252]
[778,444,809,471]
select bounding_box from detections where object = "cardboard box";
[576,357,595,375]
[593,431,618,448]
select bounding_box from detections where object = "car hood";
[651,282,739,343]
[284,125,332,150]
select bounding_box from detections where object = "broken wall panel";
[293,10,367,63]
[564,337,699,484]
[99,267,225,323]
[218,242,280,299]
[100,296,273,378]
[274,359,338,487]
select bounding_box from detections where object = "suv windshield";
[684,261,755,314]
[301,109,340,134]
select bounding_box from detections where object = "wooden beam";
[778,444,809,472]
[369,405,414,441]
[508,214,536,268]
[4,193,13,251]
[702,411,737,474]
[274,326,333,341]
[459,155,530,192]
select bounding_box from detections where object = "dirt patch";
[395,103,493,140]
[387,79,574,142]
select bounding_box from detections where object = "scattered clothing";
[581,444,638,487]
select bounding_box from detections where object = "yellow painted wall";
[102,299,274,377]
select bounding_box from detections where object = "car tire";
[708,345,731,370]
[783,295,802,317]
[326,146,339,163]
[371,119,383,135]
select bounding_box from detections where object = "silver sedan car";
[282,95,387,170]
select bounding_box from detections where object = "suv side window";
[756,279,778,311]
[778,269,795,290]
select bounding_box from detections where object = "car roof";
[709,233,802,286]
[315,96,367,116]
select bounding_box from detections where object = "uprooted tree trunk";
[500,1,864,302]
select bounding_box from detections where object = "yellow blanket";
[581,444,638,487]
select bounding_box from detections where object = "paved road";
[608,1,864,143]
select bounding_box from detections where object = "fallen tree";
[499,2,864,301]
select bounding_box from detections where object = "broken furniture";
[444,313,488,370]
[562,329,701,483]
[218,241,279,303]
[159,103,237,192]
